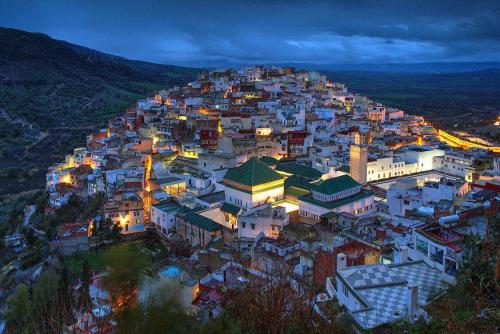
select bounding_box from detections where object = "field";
[325,70,500,142]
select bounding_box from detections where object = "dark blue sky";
[1,0,499,66]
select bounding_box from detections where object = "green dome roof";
[224,157,283,187]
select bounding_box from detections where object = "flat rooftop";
[196,191,225,204]
[370,170,462,190]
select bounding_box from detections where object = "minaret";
[350,142,368,184]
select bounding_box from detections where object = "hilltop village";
[4,66,500,333]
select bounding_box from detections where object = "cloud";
[1,0,499,65]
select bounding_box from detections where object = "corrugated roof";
[224,157,283,186]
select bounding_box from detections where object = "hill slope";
[0,27,198,196]
[325,69,500,141]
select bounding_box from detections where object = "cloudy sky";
[1,0,499,66]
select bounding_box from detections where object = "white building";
[422,178,469,205]
[223,157,284,210]
[387,179,422,217]
[151,201,183,236]
[396,224,463,283]
[367,156,417,182]
[433,154,475,182]
[238,205,289,239]
[401,146,444,172]
[296,175,375,223]
[327,252,448,329]
[366,147,445,182]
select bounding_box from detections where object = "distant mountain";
[0,27,199,196]
[295,62,500,73]
[188,59,500,74]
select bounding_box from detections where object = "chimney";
[336,252,347,271]
[399,246,409,264]
[407,284,419,320]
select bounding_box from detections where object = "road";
[22,205,45,237]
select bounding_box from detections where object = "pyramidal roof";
[224,157,283,187]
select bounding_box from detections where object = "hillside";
[0,27,199,196]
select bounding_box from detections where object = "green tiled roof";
[299,190,374,210]
[259,156,279,167]
[285,186,311,198]
[337,165,350,173]
[224,157,283,186]
[220,202,241,216]
[183,210,222,232]
[284,175,317,191]
[313,175,360,195]
[275,162,322,179]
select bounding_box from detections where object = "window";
[241,222,246,228]
[342,283,349,297]
[251,223,255,230]
[416,238,429,255]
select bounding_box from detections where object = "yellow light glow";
[178,115,187,121]
[438,129,500,153]
[60,174,71,184]
[183,150,198,158]
[119,216,128,226]
[273,201,299,213]
[256,127,272,136]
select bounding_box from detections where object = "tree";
[211,261,347,334]
[77,259,93,312]
[58,265,74,325]
[101,244,150,311]
[92,218,122,244]
[5,284,32,334]
[116,300,196,334]
[0,223,7,255]
[21,226,37,246]
[83,193,104,219]
[6,270,65,333]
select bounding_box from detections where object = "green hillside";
[0,27,199,196]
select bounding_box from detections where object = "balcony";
[430,250,444,264]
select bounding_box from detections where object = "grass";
[62,240,158,282]
[63,247,108,281]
